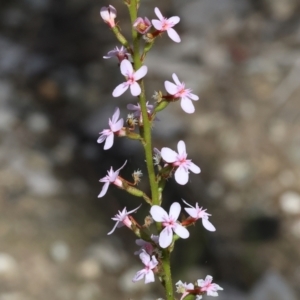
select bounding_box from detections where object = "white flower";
[112,59,148,97]
[150,202,189,248]
[97,107,124,150]
[176,280,195,300]
[182,199,216,232]
[152,7,181,43]
[197,275,223,297]
[132,250,158,284]
[161,140,201,185]
[107,205,141,235]
[98,161,126,198]
[165,73,199,113]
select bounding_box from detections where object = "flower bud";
[133,17,152,34]
[100,5,117,28]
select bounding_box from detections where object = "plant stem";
[128,2,174,299]
[128,0,159,207]
[162,250,175,300]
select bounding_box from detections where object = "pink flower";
[112,59,148,97]
[134,237,156,255]
[176,280,195,300]
[100,5,117,28]
[133,17,152,34]
[161,140,201,185]
[98,161,126,198]
[152,7,180,43]
[132,250,158,284]
[182,199,216,232]
[107,205,141,235]
[97,107,124,150]
[127,101,156,124]
[103,46,130,62]
[165,73,199,113]
[197,275,223,297]
[150,202,189,248]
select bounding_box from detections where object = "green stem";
[162,250,174,300]
[128,0,159,207]
[128,2,174,299]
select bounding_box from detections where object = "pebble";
[76,283,102,300]
[26,113,50,133]
[86,242,128,273]
[279,191,300,214]
[222,160,253,184]
[26,171,61,197]
[76,258,102,280]
[50,241,70,263]
[249,270,297,300]
[0,253,18,279]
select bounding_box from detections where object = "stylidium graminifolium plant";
[98,2,223,300]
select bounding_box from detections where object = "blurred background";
[1,0,300,299]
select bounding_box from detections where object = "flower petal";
[175,166,189,185]
[164,81,178,95]
[107,220,120,235]
[159,226,173,248]
[120,59,133,76]
[139,251,150,265]
[111,118,124,131]
[130,82,141,96]
[188,162,201,174]
[97,134,107,144]
[168,16,180,25]
[181,98,195,113]
[104,133,114,150]
[172,73,181,86]
[174,224,190,239]
[169,202,181,221]
[112,83,129,97]
[132,269,146,282]
[150,205,168,222]
[154,7,164,20]
[189,93,199,100]
[116,160,127,173]
[177,140,186,154]
[152,19,162,30]
[134,65,148,81]
[112,107,120,123]
[145,270,155,283]
[184,207,198,218]
[167,28,181,43]
[202,219,216,232]
[98,182,110,198]
[161,147,177,162]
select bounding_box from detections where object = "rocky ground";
[0,0,300,299]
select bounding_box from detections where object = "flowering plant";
[99,2,223,300]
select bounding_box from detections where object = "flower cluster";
[176,276,223,299]
[98,3,223,299]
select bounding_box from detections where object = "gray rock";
[86,242,128,273]
[76,258,102,280]
[279,191,300,214]
[26,113,50,133]
[222,160,253,185]
[176,0,250,31]
[249,270,298,300]
[50,241,70,263]
[76,283,102,300]
[0,253,18,279]
[0,36,26,75]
